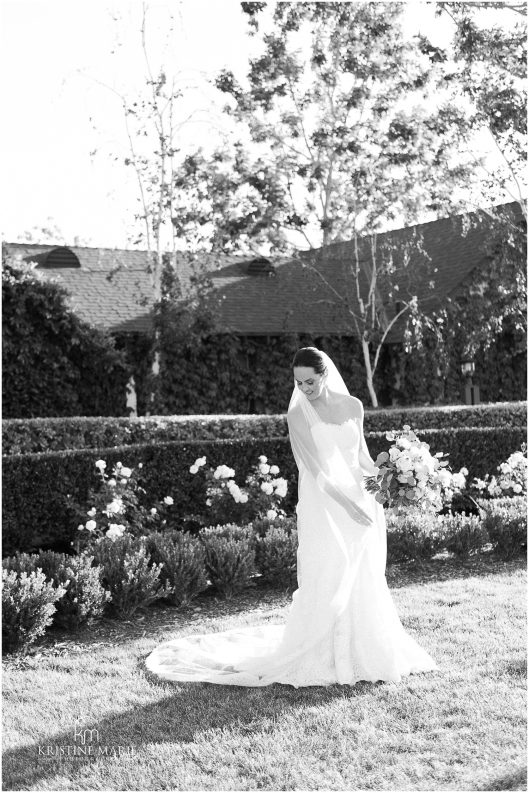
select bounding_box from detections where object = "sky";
[0,0,523,250]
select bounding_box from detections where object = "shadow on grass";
[2,675,385,790]
[474,765,527,790]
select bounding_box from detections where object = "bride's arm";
[287,406,373,527]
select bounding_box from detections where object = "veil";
[287,350,378,529]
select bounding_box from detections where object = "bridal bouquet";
[363,425,467,514]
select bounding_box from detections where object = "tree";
[435,1,526,214]
[175,1,486,405]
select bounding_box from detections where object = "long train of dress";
[144,420,440,687]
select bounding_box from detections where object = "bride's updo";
[292,347,328,375]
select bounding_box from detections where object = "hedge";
[2,401,526,455]
[3,426,526,556]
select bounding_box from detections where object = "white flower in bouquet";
[196,456,207,467]
[108,479,117,487]
[261,482,274,495]
[120,467,132,478]
[259,455,268,463]
[259,463,271,475]
[163,496,174,505]
[189,464,199,474]
[85,520,97,532]
[267,509,278,520]
[87,507,97,517]
[151,508,157,515]
[269,465,280,475]
[364,425,454,513]
[95,460,106,471]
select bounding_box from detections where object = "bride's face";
[294,366,326,401]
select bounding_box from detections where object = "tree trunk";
[361,337,378,408]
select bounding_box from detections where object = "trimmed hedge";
[2,401,526,455]
[3,426,527,556]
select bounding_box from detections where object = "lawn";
[2,554,526,792]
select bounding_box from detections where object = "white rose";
[258,455,268,463]
[206,498,212,506]
[106,499,124,514]
[163,496,174,505]
[269,465,279,475]
[267,509,278,520]
[95,460,106,471]
[437,469,452,486]
[259,463,270,475]
[196,456,207,467]
[120,467,132,478]
[85,520,97,531]
[108,479,117,487]
[77,524,85,532]
[87,507,97,517]
[116,462,122,469]
[261,482,274,495]
[106,525,124,540]
[151,508,157,515]
[513,484,522,493]
[499,463,511,474]
[190,465,199,474]
[240,494,249,503]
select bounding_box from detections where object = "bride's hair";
[292,347,328,375]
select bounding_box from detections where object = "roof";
[3,201,522,341]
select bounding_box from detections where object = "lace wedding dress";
[145,412,439,688]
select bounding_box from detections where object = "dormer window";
[244,257,275,276]
[34,247,81,269]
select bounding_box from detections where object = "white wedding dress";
[145,417,439,688]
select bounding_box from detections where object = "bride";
[145,347,439,687]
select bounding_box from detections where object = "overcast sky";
[0,0,521,249]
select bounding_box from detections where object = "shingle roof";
[4,201,521,340]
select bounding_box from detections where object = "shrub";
[34,551,110,630]
[253,523,298,590]
[91,535,172,620]
[386,510,446,563]
[2,256,128,419]
[443,514,490,558]
[199,524,256,599]
[145,530,209,606]
[2,566,66,655]
[482,500,527,559]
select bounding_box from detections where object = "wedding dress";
[145,354,439,687]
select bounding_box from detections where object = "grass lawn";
[2,553,526,792]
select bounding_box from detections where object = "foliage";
[199,524,256,599]
[1,565,65,655]
[90,535,173,619]
[4,426,527,556]
[189,453,288,526]
[470,443,527,498]
[253,522,298,590]
[2,256,129,418]
[145,530,209,606]
[32,550,110,630]
[3,400,525,455]
[482,498,527,559]
[66,458,176,552]
[386,510,447,562]
[443,514,490,558]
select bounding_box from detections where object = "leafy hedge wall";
[3,402,525,455]
[2,257,130,418]
[3,426,526,556]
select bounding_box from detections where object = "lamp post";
[461,358,480,405]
